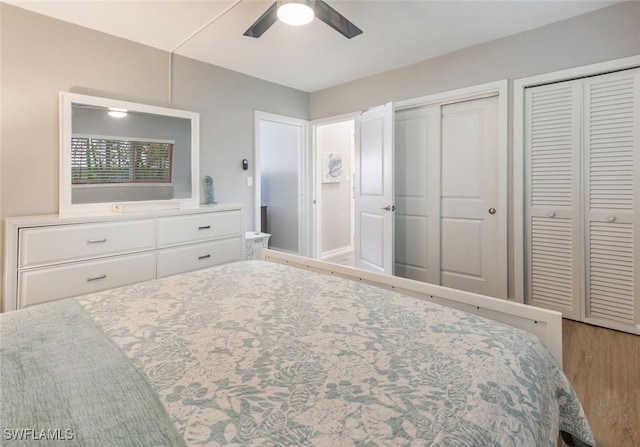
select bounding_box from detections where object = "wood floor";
[562,319,639,447]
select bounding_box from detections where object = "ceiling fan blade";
[243,2,278,38]
[314,0,363,39]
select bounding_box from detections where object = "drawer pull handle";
[87,274,107,282]
[198,225,211,230]
[198,254,211,260]
[87,238,107,244]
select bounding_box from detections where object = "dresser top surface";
[5,204,243,228]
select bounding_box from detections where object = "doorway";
[313,118,356,264]
[255,112,309,256]
[311,105,396,274]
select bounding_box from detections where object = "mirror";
[59,92,200,216]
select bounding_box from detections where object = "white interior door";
[525,82,582,319]
[524,68,639,333]
[354,103,394,274]
[583,69,639,328]
[440,96,504,297]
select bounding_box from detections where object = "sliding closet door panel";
[394,105,440,283]
[584,69,639,327]
[440,96,503,297]
[525,82,582,319]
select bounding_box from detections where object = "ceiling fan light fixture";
[108,107,128,118]
[277,0,315,26]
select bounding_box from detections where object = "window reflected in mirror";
[59,92,200,215]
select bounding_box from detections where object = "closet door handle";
[87,274,107,282]
[607,215,616,222]
[198,225,211,230]
[488,208,496,215]
[198,254,211,260]
[87,238,107,244]
[546,211,556,218]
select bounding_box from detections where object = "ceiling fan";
[244,0,363,39]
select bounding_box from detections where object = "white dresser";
[3,204,244,312]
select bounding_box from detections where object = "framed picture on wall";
[322,152,342,183]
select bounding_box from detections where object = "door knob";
[381,205,395,211]
[488,208,496,215]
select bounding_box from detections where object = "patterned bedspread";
[75,260,594,447]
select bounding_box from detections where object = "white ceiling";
[4,0,621,92]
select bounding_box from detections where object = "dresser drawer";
[157,237,241,277]
[157,210,241,247]
[17,252,156,308]
[19,220,155,268]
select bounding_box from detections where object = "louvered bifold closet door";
[584,69,640,330]
[525,82,583,319]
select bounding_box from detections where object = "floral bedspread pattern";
[78,261,595,447]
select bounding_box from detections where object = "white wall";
[316,120,354,256]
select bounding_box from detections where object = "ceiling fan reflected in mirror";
[244,0,363,39]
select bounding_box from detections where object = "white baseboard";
[320,246,353,261]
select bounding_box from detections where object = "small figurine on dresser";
[204,175,217,204]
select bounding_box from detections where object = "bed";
[1,251,595,447]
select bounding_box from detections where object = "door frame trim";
[395,80,507,110]
[513,55,640,303]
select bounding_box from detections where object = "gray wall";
[171,55,309,225]
[2,2,639,297]
[0,4,309,268]
[310,2,640,119]
[309,1,640,298]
